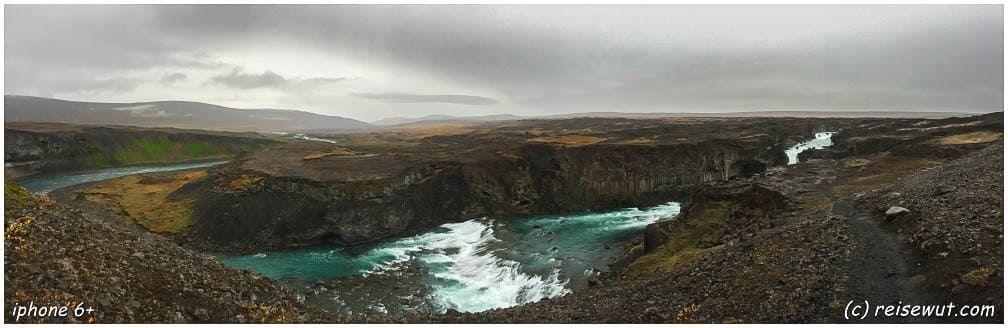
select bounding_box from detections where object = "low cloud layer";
[4,5,1003,121]
[160,72,187,85]
[212,67,287,89]
[352,92,498,105]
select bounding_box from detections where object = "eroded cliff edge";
[177,117,832,253]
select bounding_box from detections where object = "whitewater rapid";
[785,132,835,165]
[218,202,682,314]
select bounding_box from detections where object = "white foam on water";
[287,201,682,314]
[419,220,570,313]
[545,202,681,231]
[361,237,431,276]
[292,133,338,144]
[358,219,570,313]
[786,132,835,165]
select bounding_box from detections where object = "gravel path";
[836,201,941,323]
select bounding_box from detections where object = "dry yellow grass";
[527,134,606,147]
[615,137,656,145]
[831,154,940,197]
[302,148,355,160]
[847,135,911,142]
[495,150,522,162]
[900,120,982,132]
[739,133,768,139]
[380,122,481,138]
[935,131,1002,145]
[84,170,205,233]
[229,174,263,189]
[842,158,872,168]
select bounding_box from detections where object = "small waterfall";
[785,132,835,165]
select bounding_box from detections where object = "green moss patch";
[5,182,36,213]
[90,153,111,168]
[625,201,730,275]
[180,142,227,157]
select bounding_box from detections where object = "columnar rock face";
[181,137,792,253]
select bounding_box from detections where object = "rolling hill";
[4,95,372,132]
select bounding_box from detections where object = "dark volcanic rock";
[855,143,1004,321]
[180,138,795,253]
[3,182,336,323]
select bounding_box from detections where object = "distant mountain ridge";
[7,96,981,132]
[4,95,372,133]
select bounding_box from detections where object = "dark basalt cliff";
[179,137,792,253]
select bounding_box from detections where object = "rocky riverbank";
[3,182,337,323]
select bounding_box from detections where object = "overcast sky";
[5,5,1004,122]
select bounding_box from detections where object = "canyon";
[5,112,1003,323]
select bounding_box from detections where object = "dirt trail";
[834,201,940,323]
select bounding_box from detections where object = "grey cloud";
[352,92,498,105]
[211,66,346,89]
[76,77,141,95]
[212,67,288,89]
[29,76,142,97]
[300,77,348,88]
[4,5,1003,118]
[161,72,187,85]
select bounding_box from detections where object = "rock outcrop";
[180,137,795,253]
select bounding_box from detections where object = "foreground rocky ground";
[854,143,1003,318]
[3,182,337,323]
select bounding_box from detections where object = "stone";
[908,274,928,289]
[885,206,910,218]
[194,308,209,321]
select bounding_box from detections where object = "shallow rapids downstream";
[786,132,835,165]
